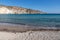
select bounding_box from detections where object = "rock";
[0,5,44,14]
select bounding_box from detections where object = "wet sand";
[0,23,60,32]
[0,23,60,40]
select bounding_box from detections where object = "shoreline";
[0,23,60,40]
[0,23,60,32]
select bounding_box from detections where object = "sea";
[0,14,60,28]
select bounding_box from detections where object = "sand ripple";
[0,31,60,40]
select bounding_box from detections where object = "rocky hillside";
[0,5,44,14]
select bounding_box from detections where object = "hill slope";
[0,5,44,14]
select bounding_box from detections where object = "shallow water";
[0,14,60,27]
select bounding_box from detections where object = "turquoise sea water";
[0,14,60,27]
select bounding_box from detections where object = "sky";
[0,0,60,13]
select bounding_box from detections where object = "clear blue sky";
[0,0,60,13]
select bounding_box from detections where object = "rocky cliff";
[0,5,44,14]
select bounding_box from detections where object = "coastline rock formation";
[0,5,44,14]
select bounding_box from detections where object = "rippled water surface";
[0,14,60,27]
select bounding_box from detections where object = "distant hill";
[0,5,45,14]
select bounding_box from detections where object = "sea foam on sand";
[0,31,60,40]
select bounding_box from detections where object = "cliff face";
[0,5,43,14]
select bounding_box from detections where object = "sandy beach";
[0,31,59,40]
[0,0,60,40]
[0,23,60,32]
[0,23,59,40]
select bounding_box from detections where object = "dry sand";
[0,31,59,40]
